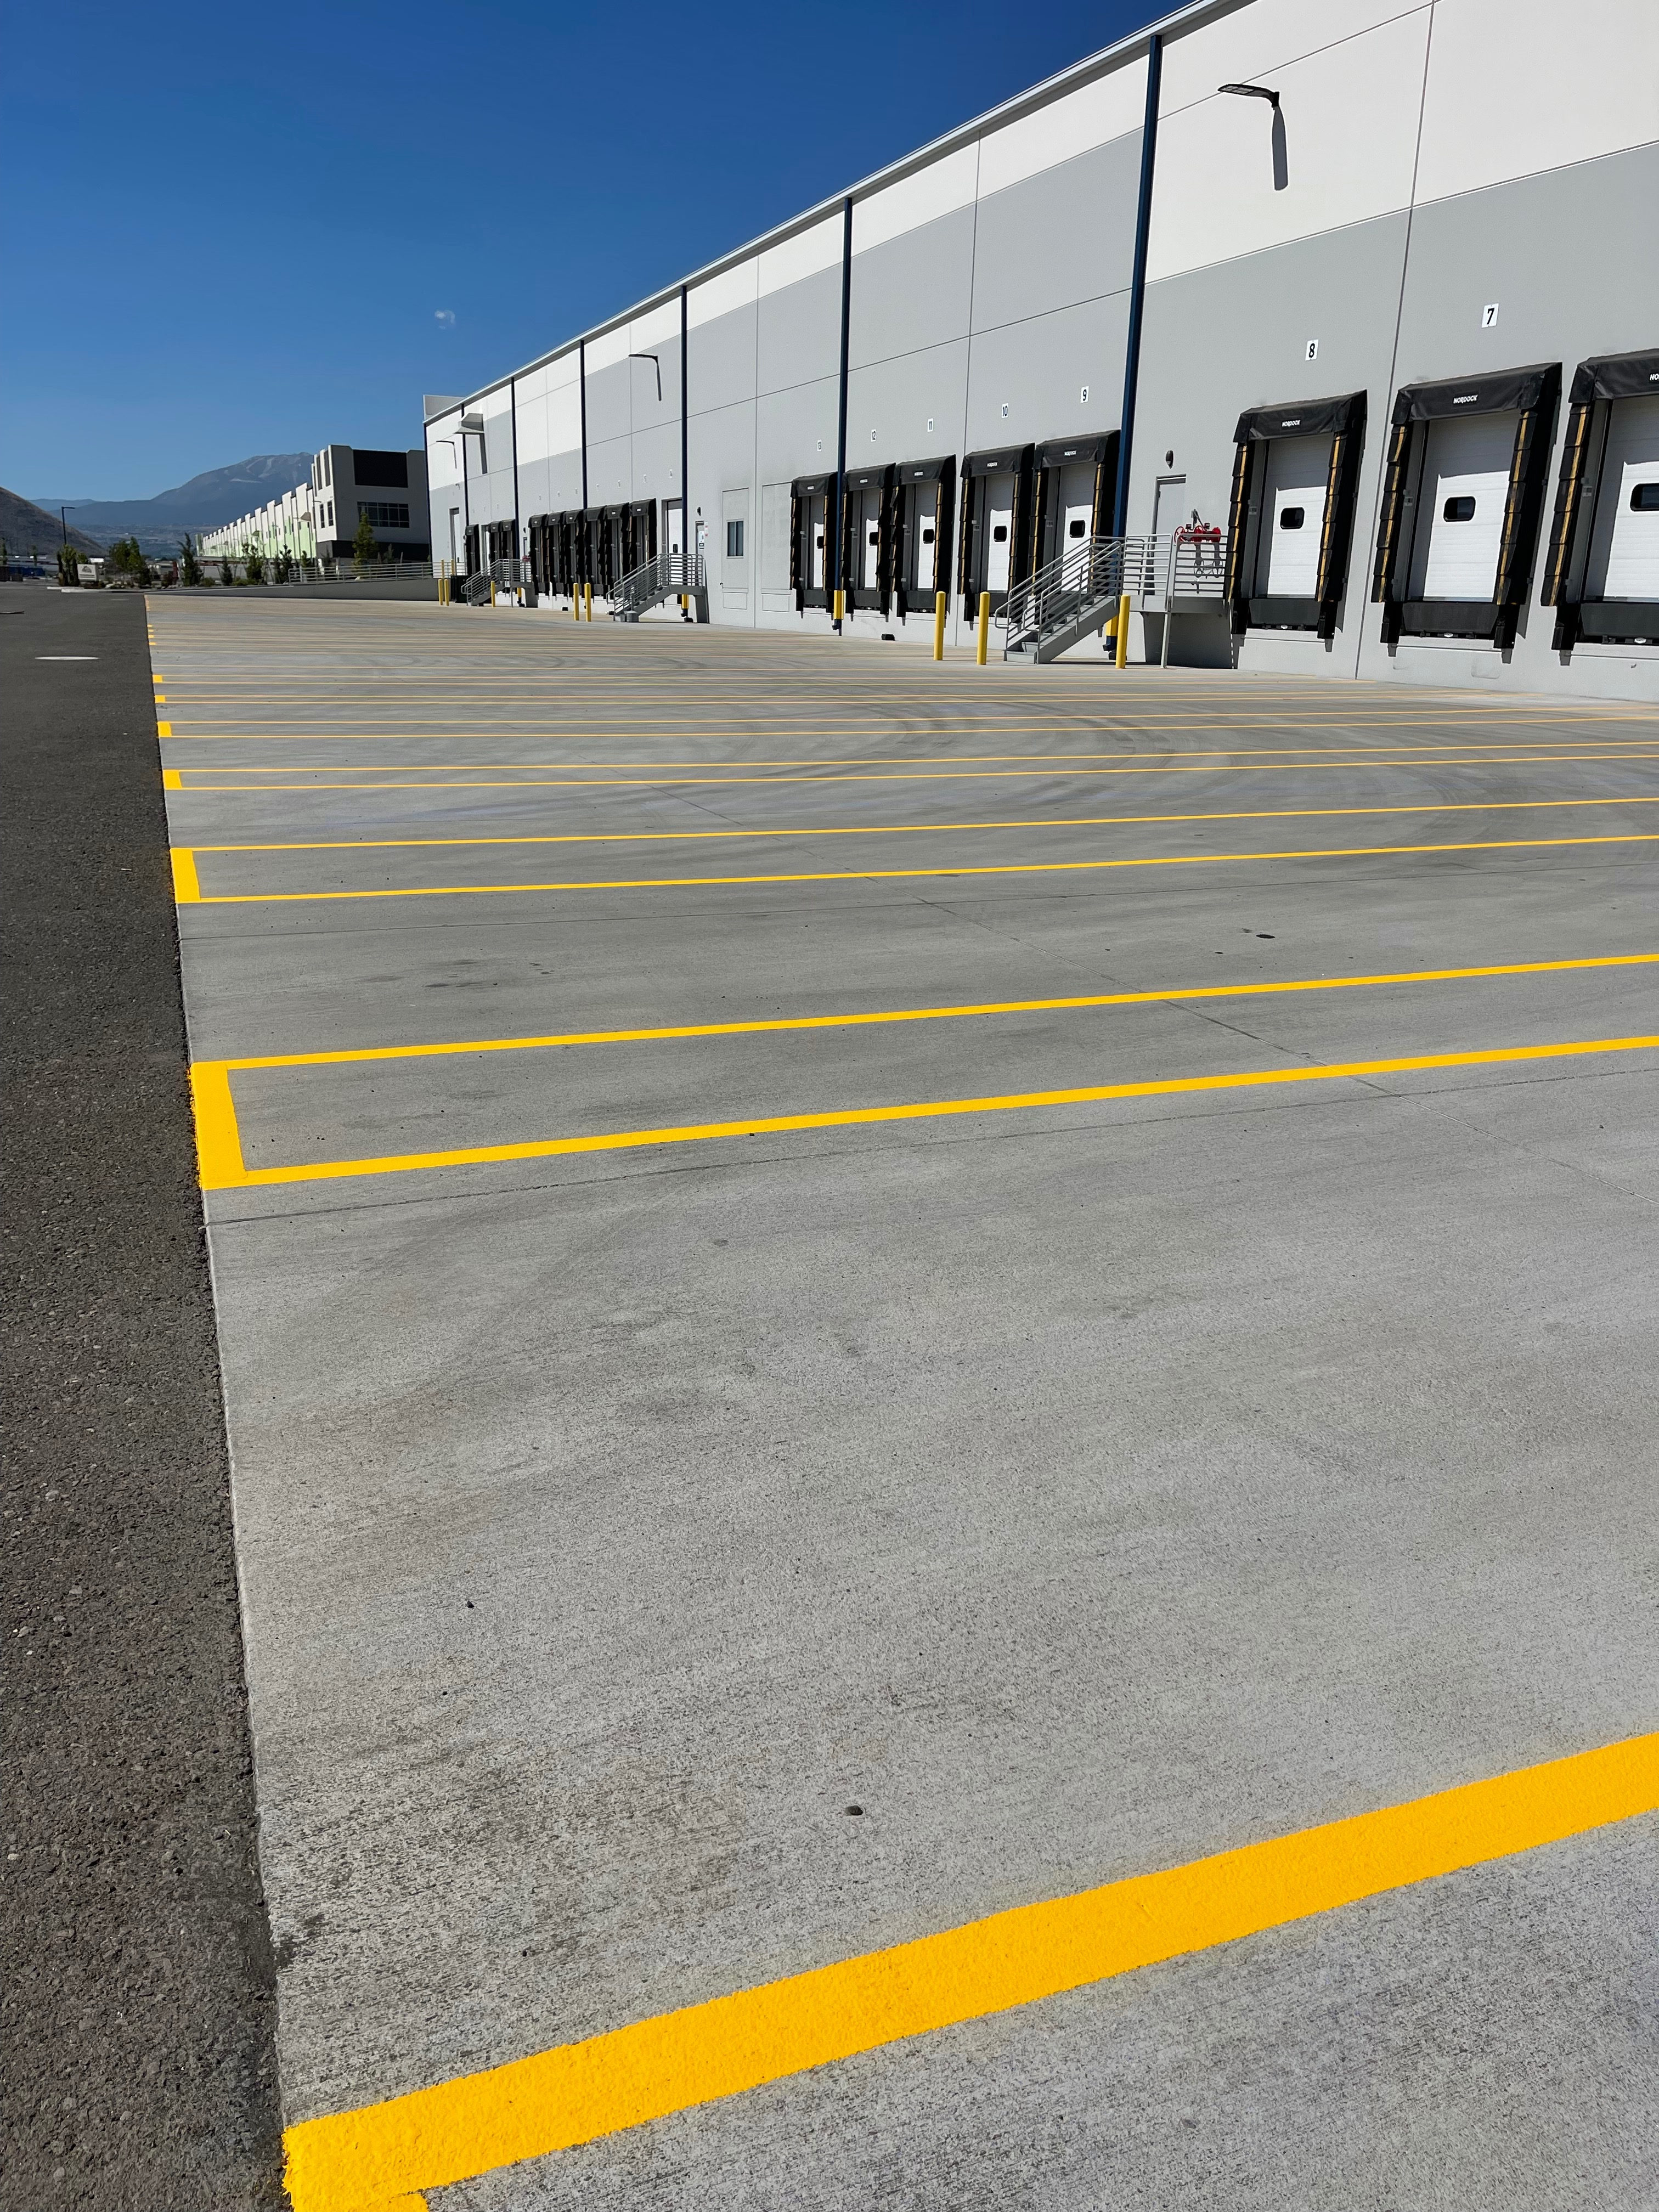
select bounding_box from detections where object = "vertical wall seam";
[1358,0,1436,677]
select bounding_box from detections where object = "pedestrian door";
[1589,394,1659,600]
[1412,413,1516,600]
[664,500,682,562]
[1260,435,1328,597]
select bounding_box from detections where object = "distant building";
[199,445,430,566]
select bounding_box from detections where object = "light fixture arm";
[628,352,662,403]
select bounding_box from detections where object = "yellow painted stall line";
[161,748,1659,792]
[170,831,1659,907]
[182,794,1659,856]
[191,1035,1657,1192]
[281,1729,1659,2211]
[201,955,1659,1073]
[150,733,1659,766]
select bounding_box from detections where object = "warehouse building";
[425,0,1658,699]
[200,445,430,567]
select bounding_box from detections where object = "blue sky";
[6,0,1159,500]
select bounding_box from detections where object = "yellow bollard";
[833,588,845,625]
[975,591,990,666]
[571,584,580,621]
[1115,592,1131,670]
[584,582,593,622]
[933,590,946,662]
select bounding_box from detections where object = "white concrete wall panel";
[970,136,1143,333]
[1159,0,1424,112]
[977,63,1147,196]
[687,259,759,332]
[759,216,843,299]
[853,144,978,252]
[1148,8,1431,283]
[1414,0,1659,206]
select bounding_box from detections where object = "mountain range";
[1,487,105,558]
[28,455,313,554]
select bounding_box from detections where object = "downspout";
[1111,31,1163,538]
[509,374,520,577]
[680,283,689,591]
[579,338,589,589]
[833,194,853,630]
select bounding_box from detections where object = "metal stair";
[1003,535,1156,663]
[608,550,709,624]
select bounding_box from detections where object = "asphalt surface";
[0,584,282,2211]
[155,597,1658,2208]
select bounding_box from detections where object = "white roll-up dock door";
[1411,413,1516,600]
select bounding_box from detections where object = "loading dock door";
[985,484,1015,592]
[860,493,881,590]
[913,488,938,591]
[1260,434,1328,597]
[1590,394,1659,600]
[1059,461,1094,551]
[1413,413,1516,600]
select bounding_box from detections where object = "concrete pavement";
[151,597,1658,2209]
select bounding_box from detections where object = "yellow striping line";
[156,720,172,737]
[171,848,202,904]
[195,1035,1656,1190]
[177,831,1659,907]
[187,795,1659,856]
[163,769,183,791]
[150,736,1659,768]
[203,955,1659,1072]
[164,749,1659,792]
[281,1729,1659,2210]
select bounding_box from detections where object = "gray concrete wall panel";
[689,303,759,413]
[849,207,976,370]
[755,380,839,490]
[964,295,1130,453]
[847,340,972,473]
[758,268,843,397]
[1131,210,1411,659]
[583,362,633,450]
[969,135,1142,334]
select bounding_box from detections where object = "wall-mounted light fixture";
[628,352,661,402]
[1220,81,1288,191]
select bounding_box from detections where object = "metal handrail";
[609,548,707,613]
[1003,534,1157,655]
[1165,528,1228,599]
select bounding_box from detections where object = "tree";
[352,505,377,574]
[179,538,201,588]
[57,543,82,585]
[109,536,153,587]
[244,546,265,585]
